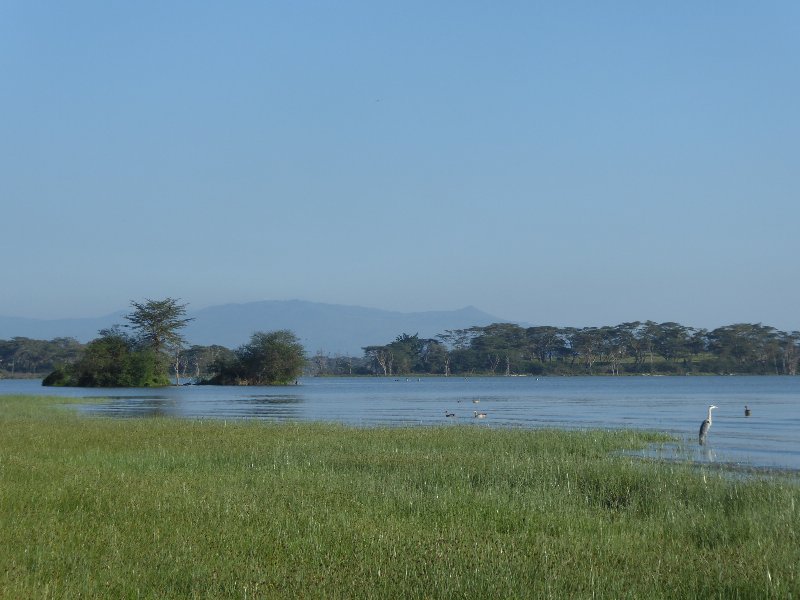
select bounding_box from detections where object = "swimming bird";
[472,399,480,404]
[699,405,717,445]
[473,411,487,419]
[445,411,456,418]
[744,405,751,417]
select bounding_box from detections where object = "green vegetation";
[0,337,83,377]
[1,395,798,598]
[124,298,194,357]
[205,330,306,385]
[1,336,235,382]
[42,329,168,387]
[33,298,304,387]
[39,298,194,387]
[35,298,196,387]
[124,297,194,385]
[350,322,800,377]
[9,311,799,382]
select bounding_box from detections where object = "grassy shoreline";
[1,395,798,598]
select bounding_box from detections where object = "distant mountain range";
[0,300,505,356]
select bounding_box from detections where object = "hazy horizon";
[2,4,797,332]
[1,297,796,335]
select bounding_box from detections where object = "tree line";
[0,336,84,377]
[0,336,238,382]
[322,321,799,377]
[4,313,798,383]
[0,298,307,387]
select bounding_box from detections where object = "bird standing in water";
[699,405,717,445]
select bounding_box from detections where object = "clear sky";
[2,2,798,331]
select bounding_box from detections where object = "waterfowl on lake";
[699,405,717,445]
[473,411,487,419]
[472,399,480,404]
[745,405,751,417]
[445,411,456,418]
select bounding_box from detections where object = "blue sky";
[2,2,798,331]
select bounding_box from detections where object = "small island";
[42,298,305,387]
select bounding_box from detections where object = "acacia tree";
[386,333,425,374]
[363,345,393,376]
[524,326,559,364]
[436,329,478,376]
[571,327,603,374]
[470,324,526,375]
[125,298,194,384]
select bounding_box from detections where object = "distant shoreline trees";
[349,322,800,377]
[5,315,797,385]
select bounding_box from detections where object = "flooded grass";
[1,395,798,598]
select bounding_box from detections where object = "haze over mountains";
[0,300,504,356]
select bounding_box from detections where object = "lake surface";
[2,376,799,473]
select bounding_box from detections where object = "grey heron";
[698,405,717,445]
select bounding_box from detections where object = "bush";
[43,334,170,388]
[205,330,305,385]
[41,366,70,387]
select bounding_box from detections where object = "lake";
[2,376,799,472]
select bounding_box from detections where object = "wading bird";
[699,405,717,445]
[745,405,751,417]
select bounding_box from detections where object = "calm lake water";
[3,376,799,473]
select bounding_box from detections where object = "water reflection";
[244,394,302,404]
[702,446,717,463]
[94,397,176,418]
[79,392,305,420]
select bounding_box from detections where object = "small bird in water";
[472,399,480,404]
[744,405,751,417]
[473,411,487,419]
[445,411,455,418]
[699,405,717,445]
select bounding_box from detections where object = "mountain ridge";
[0,300,505,356]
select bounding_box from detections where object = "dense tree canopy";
[124,298,194,355]
[0,337,83,376]
[42,328,168,387]
[352,321,800,377]
[205,330,306,385]
[40,298,225,388]
[19,313,800,385]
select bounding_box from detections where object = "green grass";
[1,395,798,598]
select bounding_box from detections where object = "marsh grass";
[1,395,798,598]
